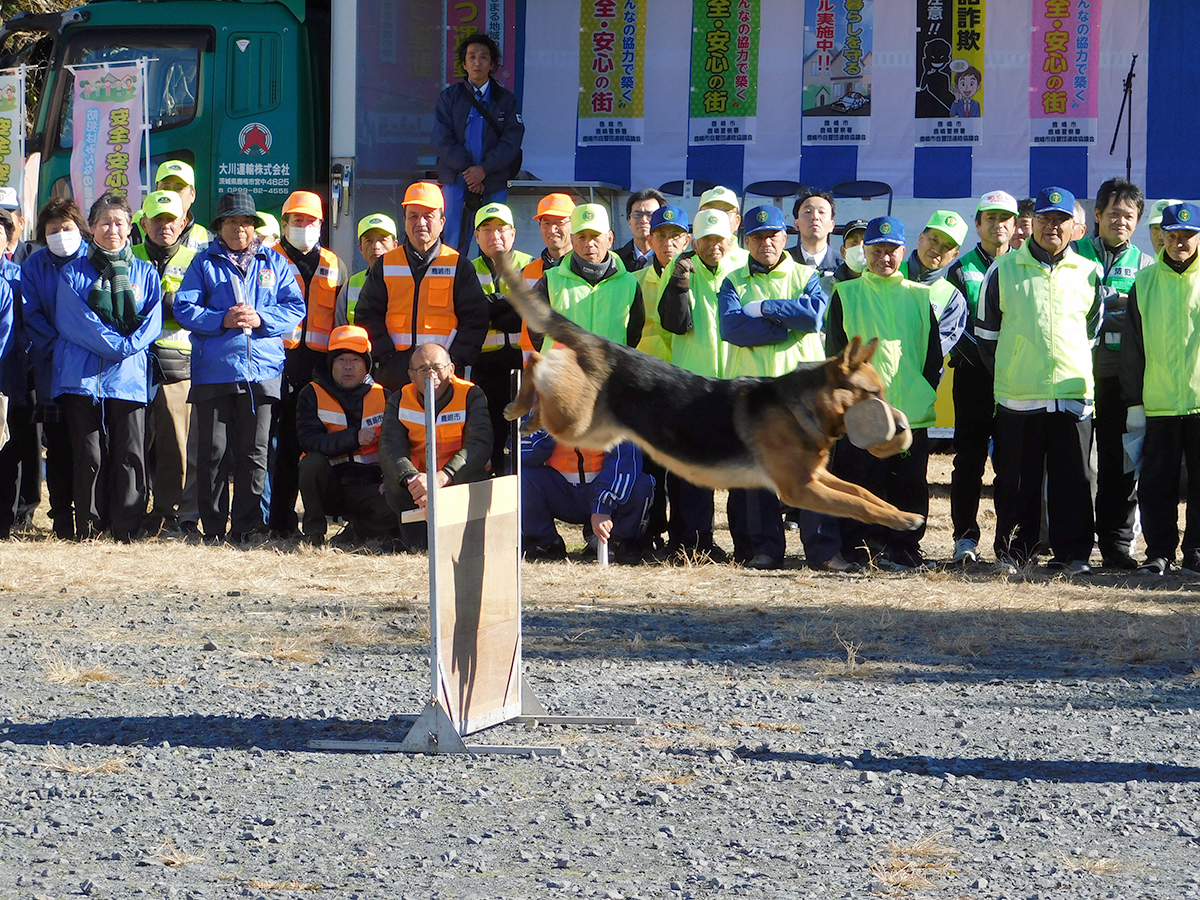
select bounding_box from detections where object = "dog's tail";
[493,255,600,350]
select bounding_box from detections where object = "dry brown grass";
[870,832,960,894]
[1058,851,1125,874]
[34,746,127,775]
[726,719,804,733]
[39,652,117,685]
[888,832,960,859]
[269,637,322,664]
[244,878,324,891]
[154,840,205,867]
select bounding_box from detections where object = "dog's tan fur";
[498,259,923,532]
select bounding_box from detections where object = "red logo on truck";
[239,123,273,155]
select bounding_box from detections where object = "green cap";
[256,212,280,238]
[141,190,184,220]
[1148,199,1184,227]
[357,212,397,239]
[473,202,515,230]
[571,203,611,235]
[924,209,968,247]
[155,159,195,188]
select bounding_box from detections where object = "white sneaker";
[951,538,979,564]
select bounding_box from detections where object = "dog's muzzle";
[844,397,913,458]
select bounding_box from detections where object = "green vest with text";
[1075,236,1147,351]
[543,253,638,349]
[666,253,741,378]
[991,242,1099,402]
[133,242,196,352]
[723,255,825,379]
[899,259,958,317]
[836,271,937,428]
[473,251,532,353]
[1133,254,1200,417]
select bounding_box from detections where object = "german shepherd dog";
[496,260,924,532]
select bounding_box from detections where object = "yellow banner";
[577,0,646,146]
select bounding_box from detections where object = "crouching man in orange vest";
[295,325,396,547]
[379,342,493,550]
[520,428,655,565]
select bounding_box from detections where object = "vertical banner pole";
[141,57,151,202]
[424,373,440,705]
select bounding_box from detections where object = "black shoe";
[746,553,783,570]
[881,548,933,571]
[1102,549,1139,570]
[610,538,645,566]
[202,532,224,546]
[1181,550,1200,574]
[269,526,301,541]
[523,538,567,562]
[1136,557,1168,576]
[810,552,862,574]
[302,533,326,548]
[1047,557,1093,575]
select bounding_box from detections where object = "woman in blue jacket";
[54,192,162,542]
[21,197,90,539]
[173,191,305,544]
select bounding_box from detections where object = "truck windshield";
[55,30,205,150]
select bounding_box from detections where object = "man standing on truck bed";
[433,32,525,255]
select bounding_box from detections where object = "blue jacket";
[0,257,25,401]
[433,77,524,193]
[173,239,306,386]
[521,428,645,517]
[53,250,162,403]
[22,243,88,402]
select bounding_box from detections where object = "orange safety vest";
[310,382,387,465]
[396,376,473,473]
[381,244,460,352]
[518,255,557,359]
[275,245,342,352]
[547,441,604,485]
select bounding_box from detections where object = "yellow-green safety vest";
[473,250,532,352]
[666,252,742,379]
[723,255,825,379]
[133,242,197,352]
[543,252,639,349]
[634,261,673,362]
[1133,252,1200,417]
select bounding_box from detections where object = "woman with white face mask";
[266,190,349,538]
[20,197,92,538]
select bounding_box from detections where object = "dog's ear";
[837,336,862,375]
[858,337,879,366]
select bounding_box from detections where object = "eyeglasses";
[409,363,452,378]
[629,211,655,220]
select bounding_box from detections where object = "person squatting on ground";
[976,186,1104,574]
[1120,202,1200,577]
[354,181,488,392]
[268,190,349,538]
[1074,177,1155,571]
[173,191,306,544]
[944,190,1019,565]
[717,204,828,571]
[827,215,958,571]
[378,343,492,550]
[53,192,162,543]
[295,324,396,546]
[433,32,524,254]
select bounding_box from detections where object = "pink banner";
[69,62,145,211]
[445,0,518,91]
[1029,0,1099,145]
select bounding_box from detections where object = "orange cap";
[402,181,445,210]
[282,190,324,219]
[328,324,372,355]
[534,192,576,220]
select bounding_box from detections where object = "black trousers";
[949,360,994,543]
[992,407,1093,563]
[470,353,520,476]
[195,392,273,538]
[62,395,147,541]
[0,402,37,536]
[643,457,672,545]
[267,383,302,534]
[1138,415,1200,563]
[728,488,784,562]
[833,428,929,559]
[1093,373,1137,555]
[42,415,75,539]
[297,453,397,537]
[667,473,717,550]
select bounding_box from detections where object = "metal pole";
[424,373,439,705]
[141,57,151,202]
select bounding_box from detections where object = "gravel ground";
[2,459,1199,899]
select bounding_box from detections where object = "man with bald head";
[378,343,492,549]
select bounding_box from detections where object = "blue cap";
[1161,202,1200,232]
[743,205,786,236]
[863,216,906,246]
[649,205,689,233]
[1034,186,1075,216]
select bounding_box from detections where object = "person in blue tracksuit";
[173,192,305,545]
[520,428,654,565]
[53,192,162,542]
[21,197,90,538]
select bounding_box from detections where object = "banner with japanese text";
[915,0,985,147]
[0,69,25,205]
[688,0,760,146]
[577,0,646,147]
[801,0,872,146]
[68,62,146,211]
[1029,0,1100,146]
[445,0,518,92]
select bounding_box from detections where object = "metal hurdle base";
[308,676,641,757]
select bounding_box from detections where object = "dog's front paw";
[898,513,925,532]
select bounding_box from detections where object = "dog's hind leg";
[504,353,541,422]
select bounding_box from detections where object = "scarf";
[86,241,146,336]
[217,235,262,275]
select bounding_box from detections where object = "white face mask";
[46,229,83,257]
[845,243,867,273]
[287,223,321,252]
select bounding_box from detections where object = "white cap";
[693,208,733,241]
[698,186,739,211]
[0,187,18,211]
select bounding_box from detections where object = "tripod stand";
[1108,54,1137,182]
